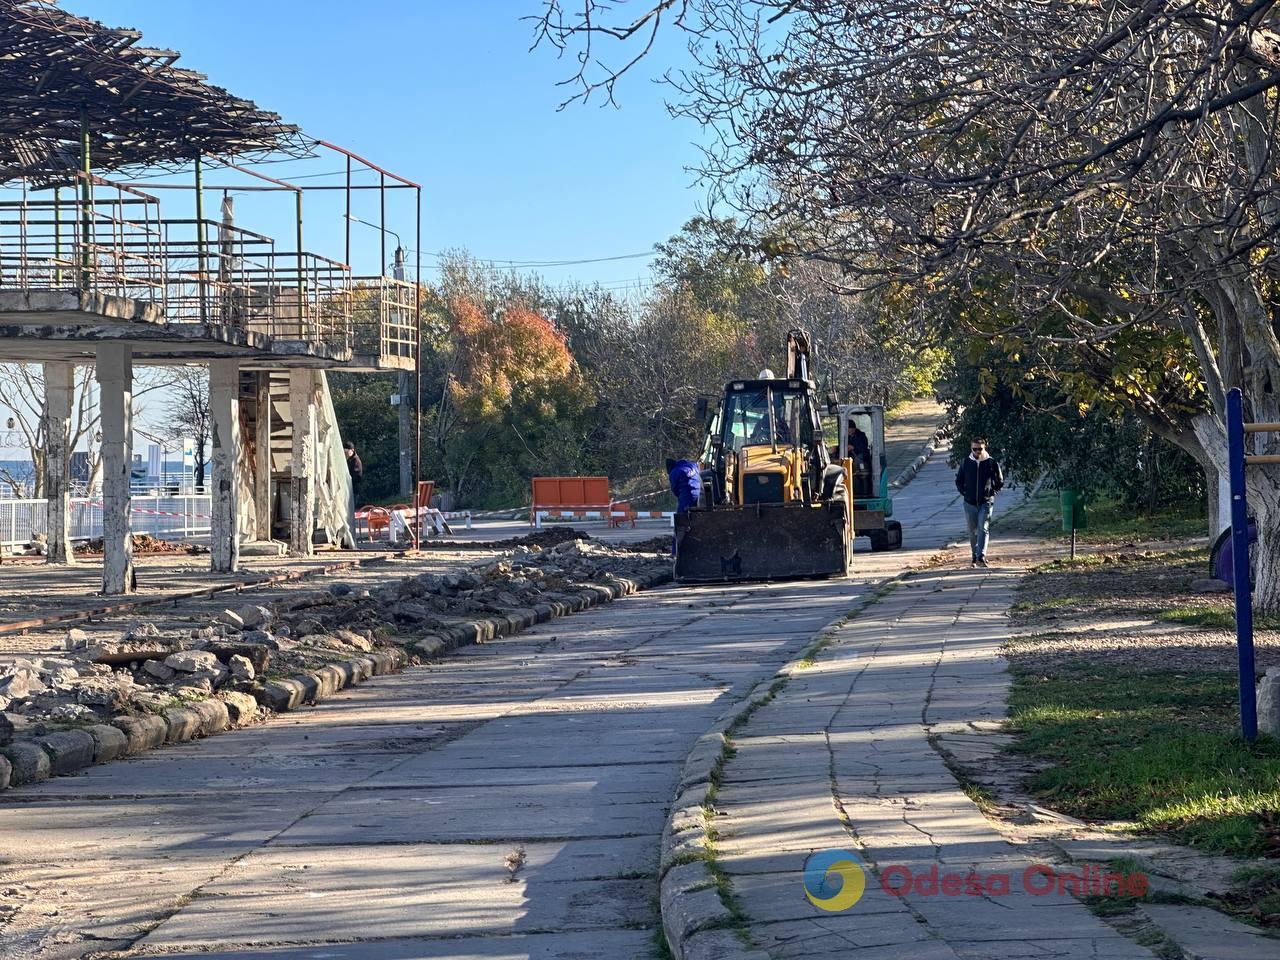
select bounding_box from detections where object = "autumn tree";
[534,1,1280,607]
[424,258,594,506]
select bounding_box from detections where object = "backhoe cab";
[675,330,853,582]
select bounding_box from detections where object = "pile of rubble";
[7,532,49,557]
[311,538,668,637]
[0,538,669,781]
[76,533,206,556]
[428,526,590,551]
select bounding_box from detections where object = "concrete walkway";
[711,567,1158,960]
[1,440,1041,960]
[0,574,865,958]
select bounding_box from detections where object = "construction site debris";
[0,541,669,751]
[74,534,205,556]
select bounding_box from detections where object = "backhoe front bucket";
[674,503,850,582]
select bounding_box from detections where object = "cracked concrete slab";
[703,458,1166,960]
[0,555,862,959]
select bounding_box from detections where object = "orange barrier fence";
[530,476,610,527]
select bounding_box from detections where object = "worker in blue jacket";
[667,458,702,555]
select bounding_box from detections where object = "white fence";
[0,495,212,549]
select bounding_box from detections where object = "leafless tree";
[162,367,211,489]
[0,363,175,496]
[535,1,1280,606]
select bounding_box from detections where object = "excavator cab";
[833,404,902,551]
[674,330,854,581]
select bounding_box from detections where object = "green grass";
[1154,606,1280,632]
[1082,856,1153,918]
[1221,865,1280,925]
[1007,664,1280,857]
[650,924,676,960]
[999,492,1207,544]
[1073,497,1207,543]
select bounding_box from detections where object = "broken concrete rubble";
[229,654,255,681]
[164,650,220,673]
[0,536,668,791]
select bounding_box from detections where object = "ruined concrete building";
[0,0,420,593]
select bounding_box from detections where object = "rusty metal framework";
[0,175,357,351]
[0,0,426,527]
[0,1,308,186]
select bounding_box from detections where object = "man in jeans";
[954,437,1004,567]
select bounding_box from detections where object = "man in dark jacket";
[954,437,1003,567]
[344,441,363,499]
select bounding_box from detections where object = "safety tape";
[76,500,212,520]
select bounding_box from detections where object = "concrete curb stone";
[889,417,952,490]
[220,691,259,725]
[87,724,128,764]
[163,706,202,743]
[37,729,96,775]
[403,569,672,663]
[660,862,727,946]
[2,741,51,785]
[257,678,306,712]
[111,714,167,754]
[189,698,229,736]
[311,665,344,700]
[0,569,671,796]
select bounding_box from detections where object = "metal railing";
[0,175,417,362]
[0,495,212,549]
[350,276,417,361]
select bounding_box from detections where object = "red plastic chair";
[361,505,391,540]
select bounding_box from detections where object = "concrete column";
[41,362,75,564]
[96,344,134,594]
[288,368,316,557]
[255,372,273,540]
[209,360,240,573]
[399,369,413,497]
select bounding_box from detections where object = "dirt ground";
[1009,547,1280,674]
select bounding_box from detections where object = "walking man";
[954,437,1003,567]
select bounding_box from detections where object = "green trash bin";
[1060,490,1087,531]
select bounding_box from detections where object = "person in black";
[344,441,363,498]
[848,424,873,497]
[954,436,1003,567]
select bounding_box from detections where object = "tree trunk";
[1248,468,1280,611]
[1204,460,1229,538]
[1189,410,1280,610]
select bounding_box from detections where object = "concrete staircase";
[238,370,353,550]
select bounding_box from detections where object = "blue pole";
[1227,388,1258,742]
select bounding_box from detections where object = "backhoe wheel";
[867,530,889,552]
[885,520,903,550]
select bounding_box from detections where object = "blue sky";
[0,3,707,459]
[71,0,707,293]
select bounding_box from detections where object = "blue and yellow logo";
[803,848,867,911]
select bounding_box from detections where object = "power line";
[412,249,656,269]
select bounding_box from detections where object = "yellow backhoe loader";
[674,330,853,581]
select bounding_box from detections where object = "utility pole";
[394,246,413,498]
